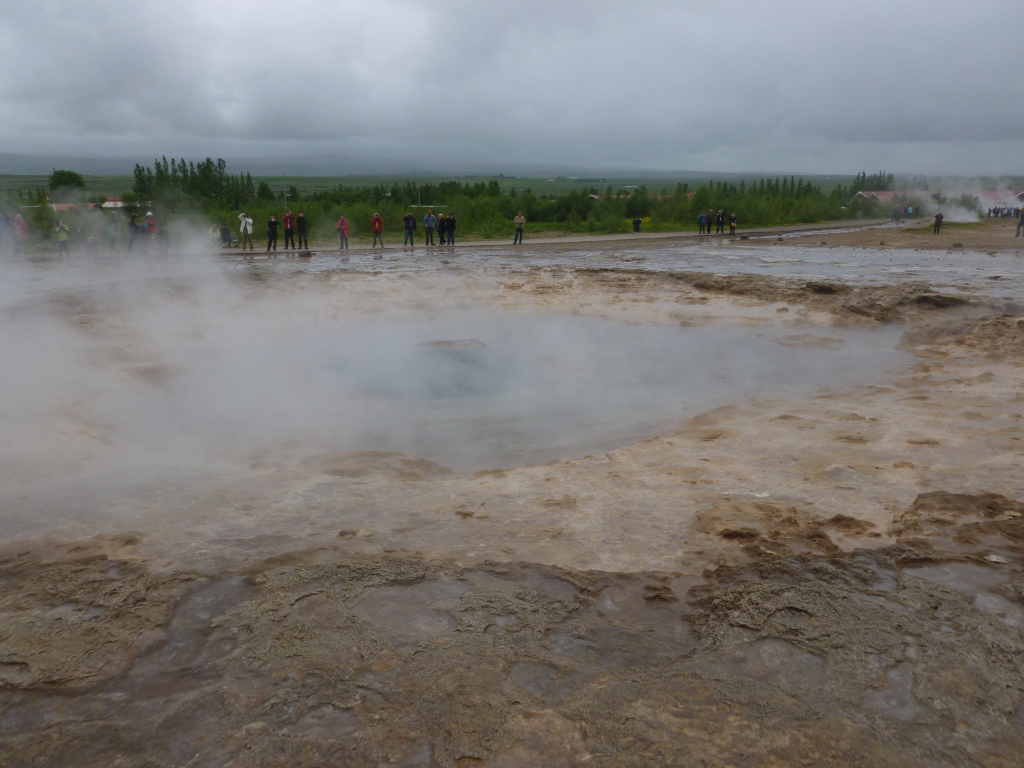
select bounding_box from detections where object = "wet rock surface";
[2,495,1023,768]
[3,240,1024,765]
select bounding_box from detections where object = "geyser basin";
[8,310,907,479]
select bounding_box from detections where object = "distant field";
[0,172,863,199]
[0,175,133,196]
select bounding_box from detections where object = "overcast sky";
[1,0,1021,175]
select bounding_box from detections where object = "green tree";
[257,181,275,201]
[48,169,85,192]
[48,169,86,201]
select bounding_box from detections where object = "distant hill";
[0,152,854,182]
[0,153,142,175]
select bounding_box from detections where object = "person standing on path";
[296,213,309,249]
[157,224,170,256]
[632,217,642,234]
[238,212,254,251]
[423,210,436,245]
[445,213,456,245]
[106,214,119,251]
[729,213,737,235]
[1016,208,1024,237]
[282,210,296,249]
[933,212,944,235]
[127,213,140,251]
[266,214,279,254]
[371,213,385,250]
[13,214,28,255]
[54,219,70,257]
[403,211,417,247]
[0,214,10,257]
[437,213,447,245]
[716,210,725,234]
[513,210,525,244]
[337,215,349,249]
[145,212,158,249]
[697,211,706,234]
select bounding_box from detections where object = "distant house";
[853,190,906,203]
[101,196,126,209]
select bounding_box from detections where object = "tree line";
[3,161,902,247]
[137,159,890,239]
[131,157,257,209]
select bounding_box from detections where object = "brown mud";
[2,495,1023,767]
[3,255,1024,766]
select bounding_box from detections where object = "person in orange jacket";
[371,213,384,251]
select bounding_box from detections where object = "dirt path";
[228,218,892,255]
[774,217,1024,252]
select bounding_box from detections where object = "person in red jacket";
[371,213,384,252]
[336,216,349,249]
[282,210,296,249]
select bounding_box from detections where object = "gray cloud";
[1,0,1021,174]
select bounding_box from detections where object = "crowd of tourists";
[231,208,532,255]
[697,210,737,235]
[10,203,1023,256]
[234,210,310,254]
[0,209,172,256]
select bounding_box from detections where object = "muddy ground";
[2,243,1023,767]
[768,217,1024,252]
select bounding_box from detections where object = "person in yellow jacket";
[54,219,70,257]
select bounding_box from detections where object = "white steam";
[0,240,908,540]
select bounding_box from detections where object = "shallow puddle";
[351,580,468,636]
